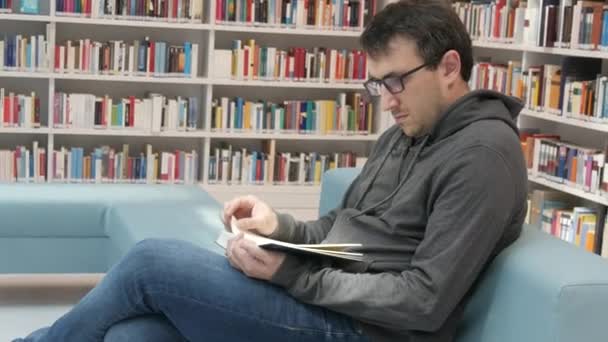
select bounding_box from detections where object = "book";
[215,216,364,261]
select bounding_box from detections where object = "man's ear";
[440,50,462,82]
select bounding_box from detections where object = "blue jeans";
[15,238,370,342]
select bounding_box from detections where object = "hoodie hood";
[350,89,524,219]
[428,89,523,144]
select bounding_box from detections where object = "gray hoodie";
[269,90,528,342]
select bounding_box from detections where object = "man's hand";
[222,195,278,236]
[226,234,286,280]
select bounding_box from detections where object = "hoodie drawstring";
[349,134,430,221]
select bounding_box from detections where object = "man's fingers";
[240,239,271,262]
[223,196,256,225]
[234,217,264,232]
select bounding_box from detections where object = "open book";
[215,217,364,261]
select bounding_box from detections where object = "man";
[16,1,527,341]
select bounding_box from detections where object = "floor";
[0,275,98,340]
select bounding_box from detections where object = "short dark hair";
[360,0,473,82]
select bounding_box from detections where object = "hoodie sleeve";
[269,145,519,332]
[268,172,362,244]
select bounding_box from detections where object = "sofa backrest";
[0,184,210,237]
[319,168,608,342]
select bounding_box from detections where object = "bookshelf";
[455,0,608,207]
[454,0,608,256]
[0,0,380,220]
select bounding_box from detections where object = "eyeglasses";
[364,63,429,97]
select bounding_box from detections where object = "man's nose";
[380,91,399,112]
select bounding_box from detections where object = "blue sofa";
[1,168,608,342]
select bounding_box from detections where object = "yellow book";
[153,156,159,182]
[215,107,222,130]
[533,77,540,108]
[247,39,256,79]
[314,159,322,184]
[244,101,251,129]
[327,101,335,132]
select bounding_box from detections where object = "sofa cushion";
[456,226,608,342]
[105,202,225,262]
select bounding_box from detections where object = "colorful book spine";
[0,89,42,128]
[56,0,203,21]
[215,0,375,30]
[211,92,372,134]
[54,38,199,77]
[53,92,199,132]
[208,143,364,186]
[228,40,366,82]
[0,142,46,183]
[0,32,49,71]
[51,144,199,184]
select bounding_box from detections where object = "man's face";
[367,37,444,138]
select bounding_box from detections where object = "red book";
[247,0,252,22]
[54,45,61,70]
[150,41,155,73]
[253,46,260,79]
[174,150,180,181]
[216,0,222,20]
[13,95,18,126]
[353,51,359,81]
[243,48,249,78]
[3,96,10,125]
[362,53,367,79]
[129,96,135,127]
[294,48,301,79]
[256,157,262,181]
[172,0,178,18]
[101,97,107,126]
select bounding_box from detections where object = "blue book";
[602,11,608,46]
[251,151,257,181]
[71,149,77,181]
[138,45,146,72]
[291,0,297,25]
[236,97,244,129]
[155,42,162,74]
[188,97,198,129]
[78,148,84,180]
[142,156,146,180]
[300,102,307,131]
[130,0,136,16]
[184,42,192,75]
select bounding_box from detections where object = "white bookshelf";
[473,40,608,60]
[520,109,608,134]
[466,16,608,207]
[0,2,379,218]
[528,175,608,207]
